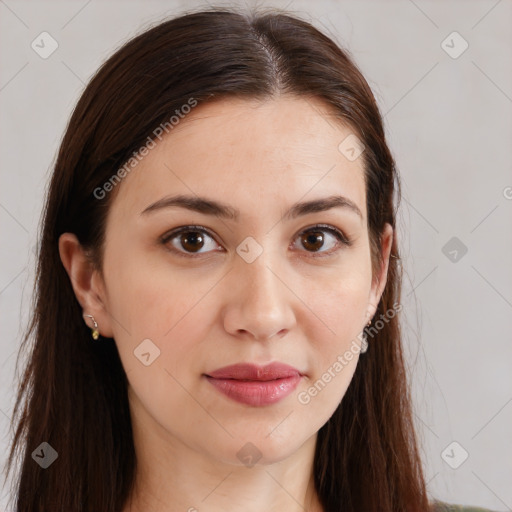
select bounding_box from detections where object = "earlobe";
[58,233,114,338]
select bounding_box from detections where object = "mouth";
[204,362,303,407]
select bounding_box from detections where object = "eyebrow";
[140,194,363,221]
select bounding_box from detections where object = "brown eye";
[301,231,325,252]
[162,227,221,256]
[179,231,205,253]
[292,225,350,256]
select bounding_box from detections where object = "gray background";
[1,0,511,510]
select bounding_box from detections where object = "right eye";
[161,226,223,257]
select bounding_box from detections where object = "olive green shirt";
[432,500,497,511]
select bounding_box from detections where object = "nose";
[222,252,297,342]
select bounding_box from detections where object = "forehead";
[108,96,367,223]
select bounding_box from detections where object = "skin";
[59,96,393,512]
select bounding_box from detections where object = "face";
[69,96,392,466]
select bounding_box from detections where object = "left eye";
[291,225,349,255]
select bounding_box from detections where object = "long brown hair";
[4,7,430,511]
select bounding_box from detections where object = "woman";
[4,7,496,512]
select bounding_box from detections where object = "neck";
[123,393,324,512]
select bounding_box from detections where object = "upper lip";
[205,363,302,381]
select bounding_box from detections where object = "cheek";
[296,263,370,408]
[108,277,214,431]
[301,260,371,345]
[103,237,209,332]
[102,246,217,381]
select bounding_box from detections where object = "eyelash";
[160,224,353,260]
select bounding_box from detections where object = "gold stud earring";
[83,314,100,340]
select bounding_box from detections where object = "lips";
[204,363,303,406]
[206,362,302,381]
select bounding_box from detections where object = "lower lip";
[205,374,302,406]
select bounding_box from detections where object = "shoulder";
[431,500,498,512]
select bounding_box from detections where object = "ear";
[58,233,114,338]
[366,223,394,321]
